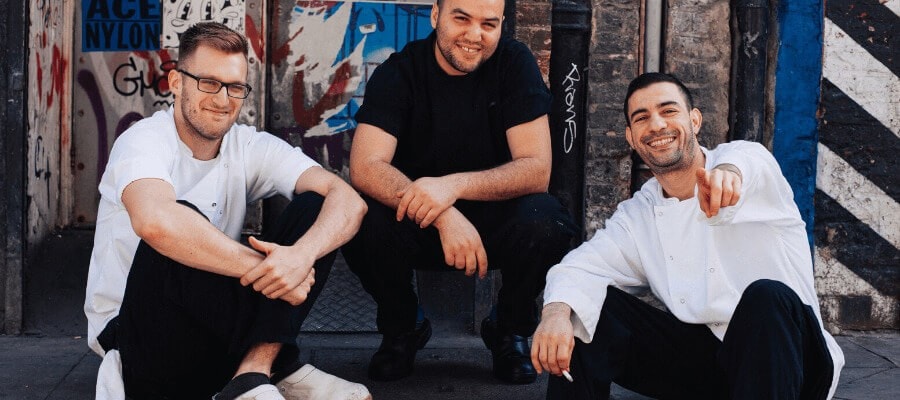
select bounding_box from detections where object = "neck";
[174,117,222,161]
[656,149,706,200]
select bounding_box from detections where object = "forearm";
[138,203,263,278]
[449,156,550,202]
[291,181,367,259]
[351,160,412,210]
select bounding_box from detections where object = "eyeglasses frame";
[176,69,253,99]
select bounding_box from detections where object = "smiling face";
[431,0,504,76]
[169,45,248,147]
[625,81,703,175]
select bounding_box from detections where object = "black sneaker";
[368,318,433,381]
[481,317,538,384]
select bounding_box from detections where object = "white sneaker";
[275,364,372,400]
[231,384,286,400]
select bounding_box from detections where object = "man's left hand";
[695,164,742,218]
[396,176,459,228]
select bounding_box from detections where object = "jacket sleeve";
[543,203,648,343]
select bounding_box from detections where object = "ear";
[625,126,634,148]
[168,68,182,99]
[690,108,702,134]
[431,2,439,29]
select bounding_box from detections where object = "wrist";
[542,302,572,318]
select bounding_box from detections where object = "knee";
[509,194,578,242]
[290,191,325,213]
[736,279,803,317]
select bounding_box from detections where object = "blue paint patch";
[82,0,161,52]
[773,0,823,250]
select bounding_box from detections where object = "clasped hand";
[396,176,458,228]
[240,236,316,306]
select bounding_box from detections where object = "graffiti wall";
[27,0,73,245]
[814,0,898,330]
[69,0,432,225]
[71,0,266,226]
[266,0,433,177]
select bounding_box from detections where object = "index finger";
[396,191,413,221]
[531,335,544,374]
[708,172,723,217]
[240,262,267,287]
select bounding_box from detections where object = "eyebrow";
[629,100,680,120]
[450,8,502,23]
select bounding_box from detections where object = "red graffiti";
[245,14,265,62]
[297,1,341,10]
[48,45,68,108]
[36,52,43,97]
[132,50,175,94]
[291,61,352,129]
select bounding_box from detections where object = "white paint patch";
[823,19,900,135]
[885,0,900,18]
[162,0,247,48]
[284,3,366,137]
[816,143,900,249]
[814,247,898,329]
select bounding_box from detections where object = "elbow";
[352,192,368,224]
[534,163,552,193]
[131,215,171,247]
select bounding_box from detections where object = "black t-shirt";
[355,32,551,180]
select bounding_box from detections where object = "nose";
[648,113,666,132]
[211,86,230,105]
[463,25,482,43]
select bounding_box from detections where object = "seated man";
[531,72,845,399]
[83,22,370,400]
[343,0,577,385]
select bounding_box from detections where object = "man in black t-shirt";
[343,0,577,385]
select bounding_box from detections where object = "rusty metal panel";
[27,1,74,245]
[71,0,267,230]
[265,0,433,176]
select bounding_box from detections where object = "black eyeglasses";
[177,69,252,99]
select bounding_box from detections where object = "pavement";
[0,330,897,399]
[6,230,899,399]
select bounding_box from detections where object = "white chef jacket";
[84,108,320,357]
[543,140,844,398]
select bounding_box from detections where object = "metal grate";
[301,251,378,332]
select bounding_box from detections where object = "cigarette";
[562,370,574,382]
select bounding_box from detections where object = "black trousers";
[342,193,578,337]
[547,280,834,400]
[104,192,335,400]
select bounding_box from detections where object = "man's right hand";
[278,267,316,306]
[531,302,575,377]
[433,207,488,278]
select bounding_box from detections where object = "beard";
[434,24,495,74]
[639,127,699,175]
[179,88,235,141]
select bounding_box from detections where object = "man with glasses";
[84,22,371,400]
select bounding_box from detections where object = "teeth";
[460,45,478,53]
[649,137,674,147]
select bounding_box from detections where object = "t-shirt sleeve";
[245,130,321,202]
[500,41,551,131]
[106,127,176,204]
[354,57,410,138]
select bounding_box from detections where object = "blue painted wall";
[772,0,823,247]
